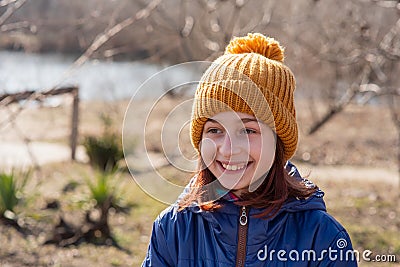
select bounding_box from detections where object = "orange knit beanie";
[190,33,298,161]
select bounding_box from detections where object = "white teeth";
[221,163,246,171]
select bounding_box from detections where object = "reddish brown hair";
[178,137,317,218]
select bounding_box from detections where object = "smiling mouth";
[219,161,249,171]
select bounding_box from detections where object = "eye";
[206,128,222,134]
[241,128,257,135]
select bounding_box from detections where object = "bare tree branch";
[176,0,194,61]
[0,0,19,7]
[0,0,27,26]
[0,20,33,32]
[306,0,399,135]
[379,17,400,59]
[308,83,360,134]
[223,0,243,44]
[239,0,276,34]
[71,0,161,69]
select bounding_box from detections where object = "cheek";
[199,138,217,167]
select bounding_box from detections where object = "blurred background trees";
[2,0,399,100]
[2,0,399,173]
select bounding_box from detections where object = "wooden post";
[70,87,79,161]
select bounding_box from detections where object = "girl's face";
[200,112,276,194]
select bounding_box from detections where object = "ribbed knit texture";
[190,33,298,161]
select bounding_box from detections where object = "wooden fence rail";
[0,86,80,160]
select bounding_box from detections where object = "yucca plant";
[85,170,130,212]
[83,113,124,172]
[84,170,128,244]
[0,171,29,219]
[83,134,124,172]
[86,171,114,209]
[45,170,132,248]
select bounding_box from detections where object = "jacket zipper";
[235,206,249,267]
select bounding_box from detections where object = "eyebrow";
[241,118,259,123]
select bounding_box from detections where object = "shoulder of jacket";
[309,210,354,253]
[286,209,353,250]
[272,208,346,235]
[294,209,351,249]
[305,209,346,232]
[155,205,194,226]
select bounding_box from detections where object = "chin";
[218,180,240,191]
[218,178,249,191]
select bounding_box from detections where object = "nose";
[218,132,241,157]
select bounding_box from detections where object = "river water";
[0,51,205,168]
[0,51,202,102]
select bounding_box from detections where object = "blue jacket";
[143,164,358,266]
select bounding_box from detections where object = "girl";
[143,33,357,266]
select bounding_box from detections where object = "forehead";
[206,111,257,123]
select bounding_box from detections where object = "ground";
[0,98,399,266]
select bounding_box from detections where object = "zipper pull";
[239,206,247,226]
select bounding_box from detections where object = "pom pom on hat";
[224,33,285,63]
